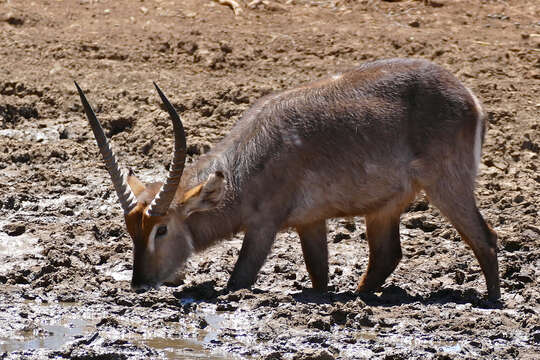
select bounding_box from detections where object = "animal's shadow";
[171,281,503,310]
[290,285,503,309]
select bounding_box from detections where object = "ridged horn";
[74,82,137,215]
[147,83,187,217]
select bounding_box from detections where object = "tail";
[466,87,486,177]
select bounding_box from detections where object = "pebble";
[293,349,334,360]
[2,223,26,236]
[332,232,351,243]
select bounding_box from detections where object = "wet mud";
[1,0,539,359]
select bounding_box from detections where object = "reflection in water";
[136,312,236,359]
[0,318,92,353]
[0,301,238,359]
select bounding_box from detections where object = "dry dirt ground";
[1,0,539,359]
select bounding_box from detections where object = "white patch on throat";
[332,74,342,81]
[185,231,194,253]
[147,225,158,254]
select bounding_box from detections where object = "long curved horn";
[74,82,137,215]
[147,83,187,217]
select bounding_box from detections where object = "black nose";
[131,274,152,293]
[132,284,150,293]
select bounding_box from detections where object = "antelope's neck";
[184,202,242,252]
[182,153,243,251]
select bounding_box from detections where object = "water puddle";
[0,318,93,353]
[136,306,240,359]
[0,300,239,359]
[441,343,463,354]
[138,335,234,360]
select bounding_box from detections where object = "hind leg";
[424,179,500,300]
[357,210,402,292]
[297,221,328,291]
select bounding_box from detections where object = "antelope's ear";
[182,171,226,217]
[127,170,146,197]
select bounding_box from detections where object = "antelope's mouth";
[131,273,162,292]
[131,268,185,293]
[131,280,161,293]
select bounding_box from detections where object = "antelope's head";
[75,82,226,291]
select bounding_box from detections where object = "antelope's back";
[220,59,481,222]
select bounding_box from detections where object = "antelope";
[75,58,500,300]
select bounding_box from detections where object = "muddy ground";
[0,0,539,359]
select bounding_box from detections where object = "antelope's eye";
[156,225,167,237]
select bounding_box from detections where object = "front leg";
[297,221,328,291]
[227,226,278,290]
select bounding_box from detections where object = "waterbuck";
[75,58,500,300]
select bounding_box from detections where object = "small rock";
[96,317,119,327]
[141,140,154,155]
[426,0,444,7]
[220,42,233,54]
[521,139,539,153]
[407,197,429,212]
[404,214,438,232]
[115,298,134,307]
[308,318,331,331]
[224,291,243,302]
[409,19,420,28]
[285,272,297,280]
[502,239,522,252]
[12,270,30,284]
[216,303,238,311]
[454,269,465,285]
[198,318,208,329]
[47,250,71,267]
[2,223,26,236]
[514,269,534,284]
[265,352,283,360]
[293,349,334,360]
[525,224,540,235]
[255,297,279,308]
[81,332,99,345]
[332,232,351,243]
[173,280,217,300]
[340,219,356,232]
[330,309,348,325]
[3,12,25,26]
[357,313,376,327]
[56,291,77,302]
[306,335,326,344]
[164,313,180,322]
